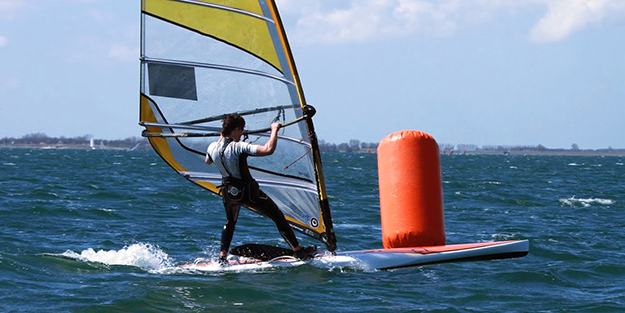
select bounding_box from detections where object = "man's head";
[222,114,245,137]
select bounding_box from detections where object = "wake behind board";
[178,240,529,272]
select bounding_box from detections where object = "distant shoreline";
[442,149,625,157]
[1,143,147,151]
[3,143,625,157]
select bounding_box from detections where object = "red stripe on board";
[359,241,520,255]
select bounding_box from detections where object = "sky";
[1,0,624,150]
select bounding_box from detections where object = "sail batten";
[140,0,336,251]
[140,122,222,132]
[141,122,311,146]
[183,171,317,192]
[180,104,300,125]
[143,57,295,86]
[165,0,275,23]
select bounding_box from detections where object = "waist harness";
[217,139,259,203]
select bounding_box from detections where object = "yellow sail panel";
[140,95,187,173]
[194,181,221,196]
[139,94,161,132]
[143,0,282,72]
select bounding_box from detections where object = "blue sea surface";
[1,148,624,312]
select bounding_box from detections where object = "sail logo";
[310,218,319,228]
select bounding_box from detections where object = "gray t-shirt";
[207,138,258,179]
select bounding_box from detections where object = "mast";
[266,0,336,251]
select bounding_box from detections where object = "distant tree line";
[318,139,379,153]
[439,143,625,153]
[5,132,91,145]
[2,133,149,149]
[479,144,548,152]
[439,143,551,152]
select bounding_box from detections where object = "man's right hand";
[270,122,282,132]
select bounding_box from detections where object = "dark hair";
[222,114,245,136]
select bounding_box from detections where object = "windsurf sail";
[139,0,336,251]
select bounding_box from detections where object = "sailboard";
[179,240,529,272]
[140,0,529,272]
[139,0,336,251]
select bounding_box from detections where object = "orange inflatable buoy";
[377,130,445,248]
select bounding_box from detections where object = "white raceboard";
[179,240,529,272]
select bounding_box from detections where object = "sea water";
[1,148,624,312]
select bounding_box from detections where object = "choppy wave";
[559,196,615,207]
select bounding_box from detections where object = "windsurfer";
[206,114,316,264]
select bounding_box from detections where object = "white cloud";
[530,0,625,42]
[289,0,458,45]
[278,0,625,45]
[0,35,7,47]
[108,45,139,62]
[283,0,529,45]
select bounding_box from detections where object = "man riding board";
[205,114,316,265]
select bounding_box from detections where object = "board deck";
[230,243,295,261]
[178,240,529,272]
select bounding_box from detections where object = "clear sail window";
[148,63,198,101]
